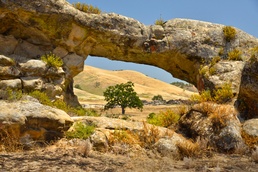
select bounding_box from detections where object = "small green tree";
[103,81,143,114]
[152,95,164,101]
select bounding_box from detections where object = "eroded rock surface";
[0,96,73,143]
[178,103,243,152]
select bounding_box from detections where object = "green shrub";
[74,84,82,90]
[147,113,162,126]
[155,18,165,27]
[250,46,258,63]
[4,88,22,101]
[227,49,243,61]
[65,122,95,139]
[152,95,164,101]
[190,90,213,103]
[214,83,234,103]
[29,90,52,106]
[218,48,224,56]
[209,66,217,75]
[53,99,70,112]
[73,2,101,14]
[223,26,236,42]
[251,46,258,56]
[190,83,233,103]
[199,65,209,76]
[41,53,63,68]
[147,109,180,127]
[210,56,221,66]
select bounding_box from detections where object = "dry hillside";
[74,65,195,104]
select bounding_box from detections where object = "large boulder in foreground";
[237,58,258,119]
[178,103,243,152]
[0,96,73,143]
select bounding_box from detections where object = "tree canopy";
[103,81,143,114]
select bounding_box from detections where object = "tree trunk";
[122,107,125,114]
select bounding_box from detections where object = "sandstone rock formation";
[0,96,73,145]
[0,0,258,118]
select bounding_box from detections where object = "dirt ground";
[0,141,257,172]
[85,103,185,122]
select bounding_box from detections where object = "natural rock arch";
[1,0,258,118]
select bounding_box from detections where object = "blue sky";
[68,0,258,83]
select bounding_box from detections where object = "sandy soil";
[1,141,257,172]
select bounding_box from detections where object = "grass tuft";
[72,2,101,14]
[147,109,180,128]
[227,49,243,61]
[65,122,95,140]
[223,26,236,42]
[41,52,63,68]
[155,18,165,27]
[190,83,233,104]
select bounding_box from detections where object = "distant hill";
[74,65,196,104]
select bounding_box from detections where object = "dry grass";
[0,126,23,152]
[177,136,210,159]
[241,130,258,149]
[209,107,231,133]
[108,121,172,154]
[147,109,181,128]
[139,122,162,148]
[223,26,236,42]
[177,139,201,158]
[109,129,140,146]
[192,103,236,136]
[74,65,194,102]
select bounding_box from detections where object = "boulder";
[154,134,184,158]
[0,79,22,89]
[0,66,21,79]
[63,53,85,77]
[207,61,245,95]
[0,55,16,66]
[21,77,44,92]
[178,103,243,152]
[89,129,109,152]
[20,60,46,76]
[0,96,73,142]
[238,59,258,119]
[242,119,258,137]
